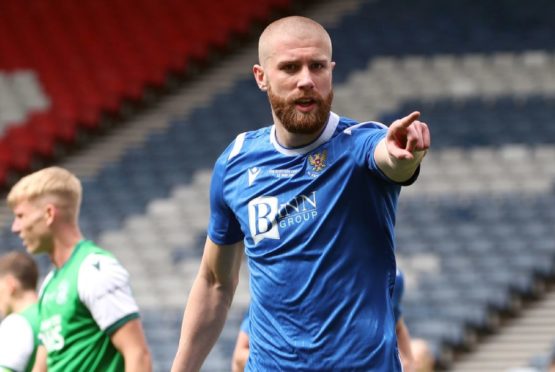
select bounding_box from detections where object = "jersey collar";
[270,112,339,156]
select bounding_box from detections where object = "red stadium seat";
[0,136,33,173]
[0,0,290,183]
[27,112,76,145]
[4,124,55,159]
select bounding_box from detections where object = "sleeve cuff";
[104,312,140,336]
[397,165,420,186]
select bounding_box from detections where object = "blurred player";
[0,251,39,372]
[411,338,435,372]
[7,166,151,372]
[172,16,429,371]
[231,308,250,372]
[393,269,415,372]
[394,270,436,372]
[549,345,555,372]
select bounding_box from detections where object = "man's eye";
[282,64,297,72]
[311,63,324,70]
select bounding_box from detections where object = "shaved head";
[258,16,332,66]
[253,16,335,145]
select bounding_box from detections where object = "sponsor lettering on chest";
[248,191,318,243]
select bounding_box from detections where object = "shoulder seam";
[228,132,246,160]
[77,253,118,304]
[343,121,387,135]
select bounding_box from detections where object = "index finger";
[395,111,421,128]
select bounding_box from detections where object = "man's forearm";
[124,348,152,372]
[171,274,235,372]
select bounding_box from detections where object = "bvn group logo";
[248,192,318,244]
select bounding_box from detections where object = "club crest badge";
[308,150,327,172]
[56,280,69,305]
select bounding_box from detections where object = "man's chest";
[226,147,358,245]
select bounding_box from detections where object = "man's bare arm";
[110,318,152,372]
[31,346,47,372]
[171,237,244,372]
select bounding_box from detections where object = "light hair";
[258,16,332,65]
[7,166,82,220]
[0,251,38,291]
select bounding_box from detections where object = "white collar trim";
[270,112,339,156]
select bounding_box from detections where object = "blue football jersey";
[208,112,416,371]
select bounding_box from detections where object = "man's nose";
[11,220,20,233]
[297,67,315,90]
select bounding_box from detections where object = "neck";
[274,125,322,148]
[12,291,38,313]
[49,226,83,268]
[273,115,328,148]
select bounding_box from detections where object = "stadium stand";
[0,0,553,370]
[0,0,293,186]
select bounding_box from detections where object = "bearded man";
[172,16,430,372]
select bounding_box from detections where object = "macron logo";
[248,167,261,186]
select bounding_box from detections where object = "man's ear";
[5,274,18,296]
[44,203,56,226]
[253,64,267,91]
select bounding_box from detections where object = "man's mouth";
[294,97,317,110]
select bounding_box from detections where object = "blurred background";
[0,0,553,370]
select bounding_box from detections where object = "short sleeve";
[349,122,419,186]
[78,254,140,334]
[207,151,244,245]
[0,314,34,371]
[345,122,387,173]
